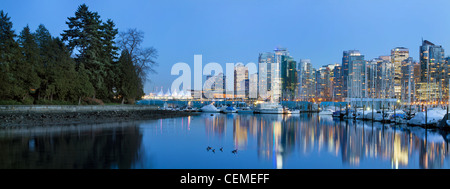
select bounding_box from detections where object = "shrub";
[0,100,22,105]
[83,97,104,105]
[21,96,34,105]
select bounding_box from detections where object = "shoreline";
[0,105,195,128]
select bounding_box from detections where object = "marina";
[138,99,450,130]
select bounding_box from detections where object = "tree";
[117,28,158,91]
[62,4,105,99]
[74,63,95,105]
[0,10,22,100]
[34,24,52,100]
[100,19,119,101]
[17,25,41,101]
[117,50,140,104]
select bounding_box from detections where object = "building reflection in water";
[203,113,450,169]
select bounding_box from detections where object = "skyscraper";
[342,50,366,99]
[367,56,394,99]
[281,55,297,101]
[391,47,409,99]
[298,59,316,101]
[258,52,275,100]
[316,65,334,101]
[419,39,445,102]
[400,57,415,104]
[332,64,343,101]
[273,47,289,102]
[234,63,248,99]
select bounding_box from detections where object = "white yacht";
[408,108,446,126]
[319,109,334,115]
[200,104,221,113]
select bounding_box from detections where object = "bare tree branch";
[117,28,158,84]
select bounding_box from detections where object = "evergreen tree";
[117,50,140,104]
[35,24,51,50]
[51,38,79,101]
[0,11,22,100]
[62,4,105,99]
[34,24,52,100]
[100,19,119,101]
[18,25,41,101]
[74,63,95,105]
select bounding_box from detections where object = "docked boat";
[319,109,334,115]
[374,111,393,123]
[200,104,221,113]
[183,106,198,112]
[285,108,300,114]
[332,110,345,117]
[218,105,228,113]
[343,110,355,119]
[159,102,174,111]
[407,108,446,126]
[223,106,237,113]
[363,110,380,120]
[254,102,284,114]
[390,110,407,124]
[237,107,253,114]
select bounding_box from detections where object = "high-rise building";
[366,56,394,99]
[234,63,248,99]
[342,50,366,99]
[281,55,297,101]
[249,73,258,99]
[204,73,226,98]
[273,47,289,102]
[400,57,415,104]
[366,59,378,99]
[418,39,445,102]
[391,47,409,99]
[316,65,335,101]
[332,64,343,101]
[298,59,316,101]
[258,52,275,100]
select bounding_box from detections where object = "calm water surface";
[1,113,450,169]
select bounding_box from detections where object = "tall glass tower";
[342,50,366,100]
[419,39,445,102]
[391,47,409,99]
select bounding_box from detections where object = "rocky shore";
[0,109,195,128]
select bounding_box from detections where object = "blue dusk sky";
[2,0,450,94]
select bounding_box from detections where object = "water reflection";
[1,114,449,169]
[202,113,450,169]
[0,122,143,169]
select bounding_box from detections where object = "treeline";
[0,4,157,105]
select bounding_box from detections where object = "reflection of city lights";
[198,113,450,168]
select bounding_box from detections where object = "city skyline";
[3,0,450,94]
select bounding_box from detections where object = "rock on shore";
[0,110,195,128]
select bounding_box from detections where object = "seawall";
[0,105,195,127]
[0,105,159,113]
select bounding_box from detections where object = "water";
[1,113,450,169]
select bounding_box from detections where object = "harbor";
[136,98,450,130]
